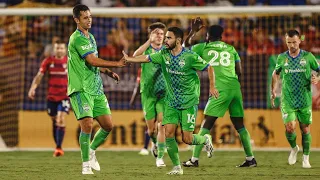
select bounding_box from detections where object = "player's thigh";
[181,105,198,132]
[228,89,244,117]
[204,90,232,117]
[69,92,94,120]
[47,100,58,117]
[141,93,157,121]
[297,106,312,125]
[163,106,180,126]
[92,94,111,118]
[155,97,165,123]
[281,104,296,124]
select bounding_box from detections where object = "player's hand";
[209,87,219,99]
[271,90,276,108]
[150,28,161,43]
[110,72,120,84]
[191,17,204,33]
[117,57,126,67]
[122,50,129,61]
[311,74,320,84]
[28,89,35,100]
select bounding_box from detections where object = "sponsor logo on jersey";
[166,67,185,75]
[288,69,306,73]
[179,59,185,67]
[300,58,306,66]
[81,44,93,50]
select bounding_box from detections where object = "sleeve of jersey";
[191,44,203,55]
[309,53,320,72]
[75,36,95,59]
[192,55,209,71]
[148,51,162,64]
[39,58,49,74]
[275,55,283,75]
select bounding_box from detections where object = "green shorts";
[141,92,164,120]
[163,105,198,132]
[69,92,111,120]
[204,89,244,117]
[281,104,312,125]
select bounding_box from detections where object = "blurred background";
[1,0,320,150]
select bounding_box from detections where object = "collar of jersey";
[170,47,185,59]
[149,45,163,52]
[286,49,303,60]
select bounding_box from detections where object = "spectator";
[247,28,274,56]
[99,31,124,61]
[43,35,60,58]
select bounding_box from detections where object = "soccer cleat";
[182,159,199,167]
[82,162,94,175]
[236,158,257,167]
[288,145,299,165]
[89,150,100,171]
[138,148,149,156]
[204,134,214,158]
[156,158,166,167]
[302,155,311,168]
[151,142,158,158]
[166,166,183,175]
[53,148,64,157]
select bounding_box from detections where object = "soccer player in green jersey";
[132,22,167,167]
[271,29,320,168]
[123,27,216,175]
[182,18,256,168]
[68,4,126,174]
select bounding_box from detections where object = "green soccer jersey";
[275,50,320,109]
[192,41,240,90]
[67,29,103,96]
[140,46,166,98]
[148,48,209,109]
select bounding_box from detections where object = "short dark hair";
[148,22,166,34]
[167,27,184,40]
[54,40,65,45]
[73,4,90,19]
[286,29,300,38]
[208,25,224,39]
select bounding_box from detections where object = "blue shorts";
[47,99,70,116]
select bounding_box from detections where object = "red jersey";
[39,56,68,102]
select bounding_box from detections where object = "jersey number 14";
[208,50,231,66]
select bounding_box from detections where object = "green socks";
[90,128,110,150]
[192,128,210,158]
[79,132,91,162]
[238,128,254,157]
[285,132,297,148]
[157,142,165,159]
[166,137,180,166]
[302,133,311,155]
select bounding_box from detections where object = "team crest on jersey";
[179,59,185,67]
[63,63,67,69]
[165,56,170,64]
[284,58,289,66]
[284,69,288,74]
[50,62,54,68]
[300,59,306,66]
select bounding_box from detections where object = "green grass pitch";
[0,151,319,180]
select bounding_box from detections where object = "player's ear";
[74,17,80,24]
[177,37,182,45]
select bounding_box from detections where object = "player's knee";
[165,130,175,138]
[147,127,156,137]
[285,127,295,134]
[182,136,193,145]
[301,127,310,134]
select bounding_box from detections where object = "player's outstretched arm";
[183,17,204,48]
[100,68,120,83]
[271,70,280,108]
[123,50,149,63]
[208,66,219,99]
[28,72,44,100]
[86,53,126,68]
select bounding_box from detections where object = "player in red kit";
[28,40,69,157]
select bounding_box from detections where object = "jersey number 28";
[208,50,231,66]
